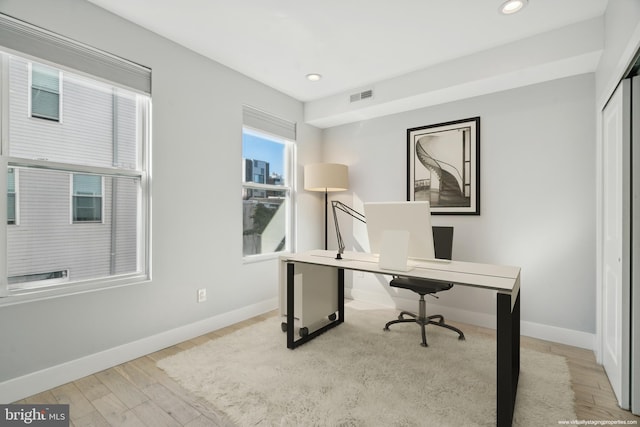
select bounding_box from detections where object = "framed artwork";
[407,117,480,215]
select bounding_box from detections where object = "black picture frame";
[407,117,480,215]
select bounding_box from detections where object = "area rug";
[157,304,576,426]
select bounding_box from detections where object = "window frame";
[0,50,152,303]
[241,126,296,262]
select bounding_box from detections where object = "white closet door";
[601,80,631,409]
[632,75,640,415]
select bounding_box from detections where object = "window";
[241,106,296,258]
[8,269,68,287]
[31,63,60,121]
[72,174,103,223]
[7,168,16,225]
[0,14,151,296]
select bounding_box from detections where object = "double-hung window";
[7,168,16,225]
[241,106,296,258]
[0,14,151,296]
[72,174,103,223]
[31,63,61,121]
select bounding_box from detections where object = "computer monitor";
[364,201,435,260]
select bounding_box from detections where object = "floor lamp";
[304,163,349,249]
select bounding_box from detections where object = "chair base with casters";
[384,258,465,346]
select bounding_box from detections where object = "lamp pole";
[324,189,328,250]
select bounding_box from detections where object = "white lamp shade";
[304,163,349,192]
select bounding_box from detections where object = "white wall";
[322,74,596,343]
[0,0,322,402]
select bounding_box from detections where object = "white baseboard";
[347,288,596,351]
[520,320,596,350]
[0,298,278,404]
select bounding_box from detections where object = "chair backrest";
[432,226,453,260]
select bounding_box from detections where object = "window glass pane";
[8,168,140,288]
[7,194,15,225]
[73,195,102,222]
[242,190,287,256]
[7,168,15,224]
[241,128,291,257]
[31,63,60,121]
[32,88,60,120]
[242,132,286,186]
[73,174,102,195]
[32,63,59,92]
[7,168,15,191]
[10,56,139,170]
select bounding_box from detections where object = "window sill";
[242,251,290,264]
[0,274,150,307]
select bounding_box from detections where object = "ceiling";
[87,0,608,126]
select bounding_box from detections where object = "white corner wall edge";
[0,297,278,404]
[347,288,596,351]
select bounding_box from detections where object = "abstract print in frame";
[407,117,480,215]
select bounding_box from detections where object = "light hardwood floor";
[14,310,640,426]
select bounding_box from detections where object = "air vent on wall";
[350,89,373,103]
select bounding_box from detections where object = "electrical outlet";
[197,288,207,303]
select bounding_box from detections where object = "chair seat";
[390,277,453,294]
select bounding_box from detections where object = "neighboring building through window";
[242,128,293,257]
[31,63,60,121]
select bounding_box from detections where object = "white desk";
[280,249,521,427]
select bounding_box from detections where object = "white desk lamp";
[304,163,349,249]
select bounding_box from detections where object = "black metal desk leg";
[338,268,345,322]
[497,290,520,427]
[286,262,295,349]
[513,291,520,397]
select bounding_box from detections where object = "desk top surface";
[282,250,520,294]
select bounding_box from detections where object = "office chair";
[383,226,465,347]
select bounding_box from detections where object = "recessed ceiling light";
[499,0,528,15]
[306,73,322,82]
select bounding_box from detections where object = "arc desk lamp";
[331,201,365,260]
